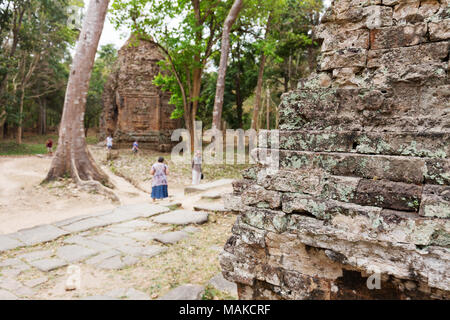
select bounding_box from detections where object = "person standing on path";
[46,138,53,156]
[150,156,169,202]
[192,150,202,185]
[106,134,113,150]
[132,140,139,154]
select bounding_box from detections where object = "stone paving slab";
[1,264,30,278]
[116,245,146,257]
[0,277,23,292]
[8,225,69,246]
[23,277,48,288]
[184,179,234,194]
[115,220,154,229]
[0,289,18,300]
[153,231,188,245]
[88,234,138,247]
[201,191,223,200]
[105,226,135,234]
[182,226,200,234]
[64,235,111,251]
[124,231,158,242]
[158,284,205,300]
[106,288,150,300]
[108,203,169,219]
[0,258,24,268]
[153,210,209,225]
[139,246,167,257]
[158,201,183,210]
[81,295,118,300]
[60,217,111,233]
[53,214,91,227]
[18,250,53,262]
[208,273,237,296]
[0,235,24,252]
[29,258,68,272]
[85,250,120,266]
[97,211,143,225]
[13,285,34,297]
[56,245,99,263]
[96,255,139,270]
[193,203,229,212]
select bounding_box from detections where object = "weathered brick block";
[279,150,428,184]
[319,48,367,71]
[419,185,450,218]
[429,19,450,41]
[354,179,422,211]
[278,131,450,158]
[241,185,281,209]
[370,23,427,49]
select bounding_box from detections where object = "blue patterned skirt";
[151,185,168,199]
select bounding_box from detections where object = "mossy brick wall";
[220,0,450,300]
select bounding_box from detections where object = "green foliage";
[111,0,233,126]
[85,44,118,133]
[0,0,79,136]
[199,35,258,129]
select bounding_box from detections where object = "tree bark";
[235,41,243,129]
[266,87,270,130]
[39,99,47,135]
[45,0,113,193]
[211,0,243,130]
[0,110,6,139]
[251,13,272,130]
[17,87,25,144]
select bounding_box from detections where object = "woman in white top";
[192,150,202,185]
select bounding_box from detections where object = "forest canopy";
[0,0,325,143]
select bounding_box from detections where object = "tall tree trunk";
[0,110,6,139]
[235,66,243,129]
[212,0,243,130]
[251,13,272,130]
[266,87,270,130]
[39,99,47,135]
[235,41,243,129]
[45,0,113,195]
[17,87,25,144]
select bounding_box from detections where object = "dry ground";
[0,146,245,299]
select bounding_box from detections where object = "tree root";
[77,179,121,204]
[71,158,121,204]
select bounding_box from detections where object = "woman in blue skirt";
[150,157,169,202]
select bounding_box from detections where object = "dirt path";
[0,155,232,235]
[0,156,145,234]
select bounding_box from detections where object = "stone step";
[184,179,234,195]
[278,85,450,132]
[193,203,229,213]
[276,149,449,185]
[153,231,189,244]
[158,200,183,210]
[153,210,209,225]
[273,130,449,158]
[200,191,223,200]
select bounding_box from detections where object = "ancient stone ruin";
[220,0,450,299]
[100,35,181,151]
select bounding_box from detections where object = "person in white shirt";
[106,135,113,150]
[192,150,202,185]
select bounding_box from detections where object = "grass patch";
[0,141,49,155]
[0,132,99,155]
